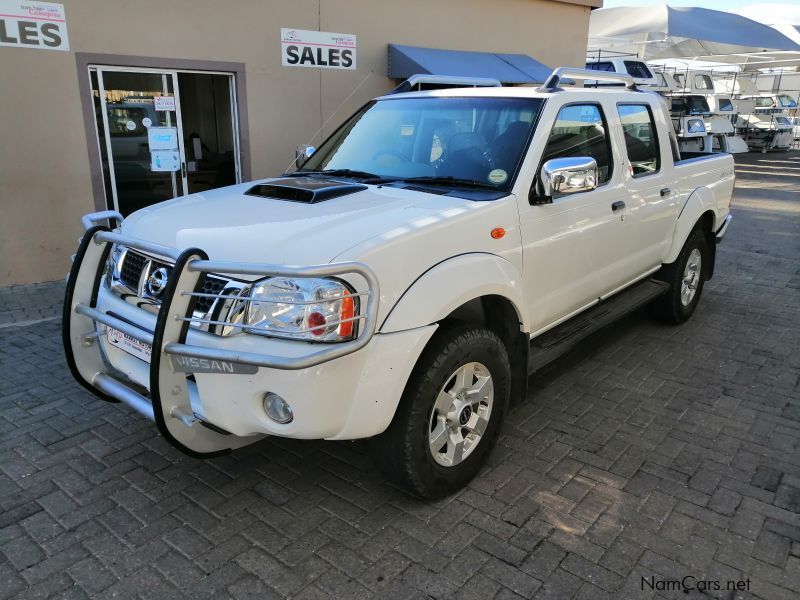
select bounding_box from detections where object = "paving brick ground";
[1,152,799,599]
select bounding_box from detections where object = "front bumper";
[63,214,433,456]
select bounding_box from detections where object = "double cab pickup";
[64,68,734,498]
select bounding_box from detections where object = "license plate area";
[105,327,152,363]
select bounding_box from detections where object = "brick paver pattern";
[1,153,798,599]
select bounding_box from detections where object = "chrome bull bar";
[63,212,380,456]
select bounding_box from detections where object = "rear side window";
[617,104,660,177]
[624,61,653,79]
[695,75,713,90]
[586,61,615,72]
[541,104,612,184]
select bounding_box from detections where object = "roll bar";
[390,74,502,94]
[539,67,637,92]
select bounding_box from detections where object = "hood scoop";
[245,177,368,204]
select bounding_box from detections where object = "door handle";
[611,200,626,212]
[660,187,671,197]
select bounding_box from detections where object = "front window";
[300,96,545,193]
[541,103,612,184]
[778,94,798,108]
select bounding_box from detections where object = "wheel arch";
[380,253,530,334]
[380,253,530,406]
[665,188,717,280]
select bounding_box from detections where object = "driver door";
[518,101,629,334]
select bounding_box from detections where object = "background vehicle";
[64,69,734,498]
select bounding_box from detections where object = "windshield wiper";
[382,176,498,190]
[289,169,381,179]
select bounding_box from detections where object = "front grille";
[114,248,235,320]
[194,276,228,314]
[120,250,146,289]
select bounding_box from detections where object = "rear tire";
[650,227,708,325]
[371,324,511,499]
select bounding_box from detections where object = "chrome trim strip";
[716,214,732,243]
[94,231,183,262]
[92,373,155,421]
[177,313,366,333]
[81,210,123,231]
[75,303,155,345]
[180,290,370,304]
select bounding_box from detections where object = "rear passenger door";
[518,101,630,333]
[610,102,680,281]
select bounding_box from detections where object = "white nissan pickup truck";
[64,68,734,498]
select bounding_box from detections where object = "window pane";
[542,104,611,183]
[617,104,659,177]
[694,75,713,90]
[586,61,615,72]
[624,61,652,79]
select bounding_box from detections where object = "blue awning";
[388,44,551,84]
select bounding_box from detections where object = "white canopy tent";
[588,5,800,63]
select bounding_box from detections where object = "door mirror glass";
[538,157,598,202]
[295,144,316,168]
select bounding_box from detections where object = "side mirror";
[294,144,316,169]
[532,156,598,204]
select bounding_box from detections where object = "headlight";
[245,277,358,342]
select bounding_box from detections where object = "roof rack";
[539,67,637,92]
[389,74,502,94]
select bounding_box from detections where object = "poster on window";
[151,150,180,172]
[281,28,356,70]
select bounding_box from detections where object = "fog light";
[263,392,293,424]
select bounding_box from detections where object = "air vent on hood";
[245,177,368,204]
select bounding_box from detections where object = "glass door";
[94,68,188,216]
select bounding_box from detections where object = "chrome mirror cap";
[294,144,316,169]
[541,156,598,198]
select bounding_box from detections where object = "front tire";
[371,324,511,499]
[650,227,708,324]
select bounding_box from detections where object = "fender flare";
[664,187,716,265]
[380,253,529,333]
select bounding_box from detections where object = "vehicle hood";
[120,179,475,266]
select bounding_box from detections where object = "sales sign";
[0,1,69,51]
[281,28,356,70]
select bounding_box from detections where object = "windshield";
[299,96,545,191]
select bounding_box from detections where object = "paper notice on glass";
[147,127,178,151]
[154,96,176,111]
[151,150,180,172]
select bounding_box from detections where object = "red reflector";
[308,311,327,336]
[491,227,506,239]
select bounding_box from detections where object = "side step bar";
[528,278,669,373]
